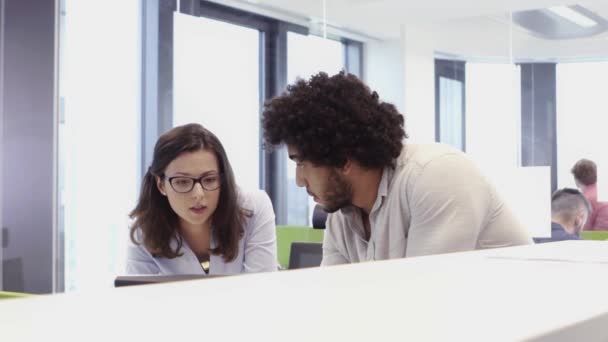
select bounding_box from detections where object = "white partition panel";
[402,24,435,144]
[464,63,549,236]
[479,166,551,238]
[61,0,140,291]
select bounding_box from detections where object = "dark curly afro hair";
[262,71,406,169]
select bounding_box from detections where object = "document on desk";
[482,240,608,265]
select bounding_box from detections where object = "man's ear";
[573,210,586,233]
[574,216,581,229]
[339,159,354,176]
[156,176,167,196]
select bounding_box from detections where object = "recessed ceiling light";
[547,6,598,28]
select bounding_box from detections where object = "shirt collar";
[370,166,393,213]
[170,228,217,251]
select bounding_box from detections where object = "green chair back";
[580,231,608,241]
[276,226,324,269]
[0,291,33,300]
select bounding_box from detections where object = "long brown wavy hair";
[129,123,248,262]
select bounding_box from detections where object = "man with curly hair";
[262,71,532,265]
[571,158,608,230]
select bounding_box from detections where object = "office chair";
[312,204,327,229]
[276,226,324,269]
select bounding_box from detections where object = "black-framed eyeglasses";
[166,173,223,193]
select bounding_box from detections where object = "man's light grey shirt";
[322,143,533,265]
[126,189,278,275]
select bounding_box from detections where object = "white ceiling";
[228,0,608,60]
[433,1,608,61]
[249,0,576,38]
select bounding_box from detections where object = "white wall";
[363,38,404,113]
[465,63,521,169]
[61,0,140,291]
[363,24,436,144]
[433,16,513,61]
[401,24,436,144]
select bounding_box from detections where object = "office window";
[556,62,608,200]
[435,59,466,151]
[173,13,260,191]
[154,1,364,226]
[438,77,464,149]
[286,32,344,226]
[60,0,141,291]
[520,63,557,192]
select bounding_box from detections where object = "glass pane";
[509,0,608,202]
[60,0,141,291]
[286,32,344,226]
[438,76,463,150]
[173,13,260,191]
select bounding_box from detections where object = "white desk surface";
[2,241,608,342]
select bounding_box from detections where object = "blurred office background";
[1,0,607,293]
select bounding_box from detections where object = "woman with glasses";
[126,123,277,275]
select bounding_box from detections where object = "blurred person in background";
[572,158,608,231]
[534,188,591,243]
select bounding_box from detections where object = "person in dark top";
[534,188,591,243]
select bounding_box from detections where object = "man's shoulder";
[393,143,472,185]
[398,143,466,169]
[551,223,580,241]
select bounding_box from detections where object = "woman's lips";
[190,206,207,214]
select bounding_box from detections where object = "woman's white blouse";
[125,189,278,275]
